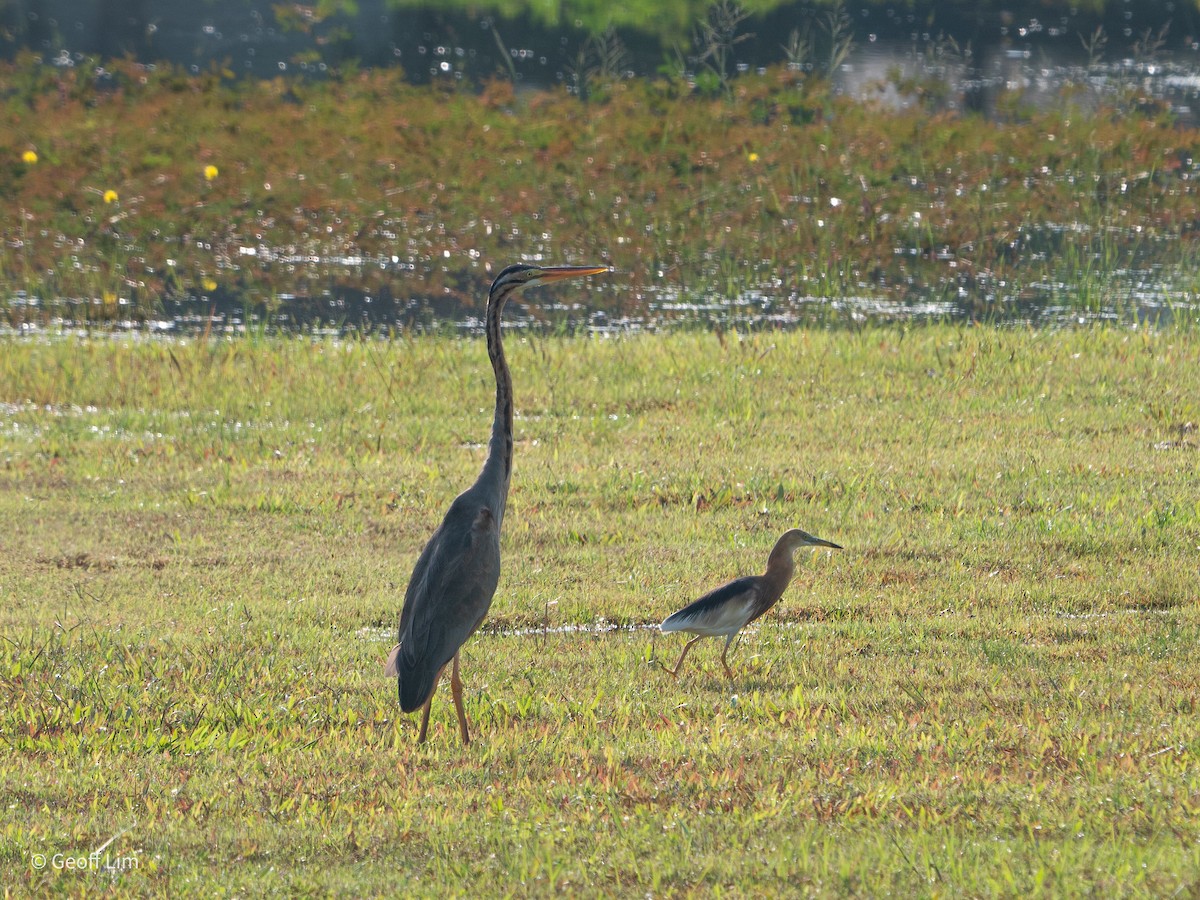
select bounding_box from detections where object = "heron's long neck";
[482,284,514,517]
[762,540,797,597]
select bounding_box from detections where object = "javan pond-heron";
[659,529,842,679]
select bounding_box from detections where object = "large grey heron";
[384,263,608,744]
[659,528,842,679]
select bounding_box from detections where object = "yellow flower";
[22,150,38,164]
[747,152,760,163]
[204,165,219,181]
[103,189,119,204]
[201,278,218,292]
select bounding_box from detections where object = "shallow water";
[358,606,1173,647]
[6,275,1195,338]
[9,196,1200,334]
[360,622,661,645]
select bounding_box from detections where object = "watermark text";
[30,850,140,873]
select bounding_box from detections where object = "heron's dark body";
[394,493,501,711]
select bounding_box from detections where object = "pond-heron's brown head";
[779,528,842,553]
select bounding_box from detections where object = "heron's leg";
[662,636,703,678]
[450,650,471,746]
[416,662,448,744]
[720,634,738,679]
[417,693,434,744]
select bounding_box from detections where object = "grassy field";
[2,322,1199,895]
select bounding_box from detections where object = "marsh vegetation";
[2,1,1199,330]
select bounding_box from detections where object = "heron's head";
[779,528,842,554]
[489,263,610,297]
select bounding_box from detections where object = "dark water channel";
[13,259,1190,338]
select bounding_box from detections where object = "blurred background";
[3,2,1196,86]
[2,1,1199,331]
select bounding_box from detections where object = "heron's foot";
[656,659,683,679]
[662,636,701,679]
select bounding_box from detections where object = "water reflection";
[842,40,1200,126]
[6,268,1194,338]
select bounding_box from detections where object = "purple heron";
[385,263,608,743]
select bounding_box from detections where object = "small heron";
[659,529,842,679]
[384,263,609,744]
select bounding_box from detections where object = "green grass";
[2,323,1199,894]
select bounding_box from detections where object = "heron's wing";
[660,576,764,637]
[394,497,501,711]
[383,643,401,677]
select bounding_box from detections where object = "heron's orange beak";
[535,265,611,283]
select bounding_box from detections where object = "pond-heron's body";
[384,263,608,743]
[660,529,842,678]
